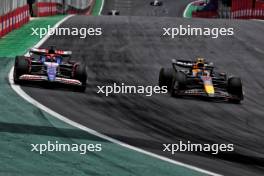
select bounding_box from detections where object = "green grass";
[0,16,65,57]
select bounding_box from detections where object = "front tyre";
[13,56,28,84]
[74,64,87,92]
[171,71,186,97]
[227,77,243,103]
[159,67,173,91]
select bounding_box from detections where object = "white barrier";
[35,0,91,10]
[0,1,29,38]
[35,0,93,16]
[0,0,27,16]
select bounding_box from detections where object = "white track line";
[8,15,221,176]
[183,0,204,18]
[99,0,105,15]
[253,19,264,22]
[183,2,193,18]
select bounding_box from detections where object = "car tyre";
[159,67,173,91]
[227,77,243,103]
[74,64,87,92]
[13,56,28,84]
[171,71,186,97]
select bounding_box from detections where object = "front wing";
[18,74,82,86]
[174,88,241,101]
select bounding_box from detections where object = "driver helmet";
[48,46,55,54]
[195,57,205,68]
[46,54,56,62]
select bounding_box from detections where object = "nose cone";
[205,85,215,97]
[45,62,58,81]
[208,93,215,97]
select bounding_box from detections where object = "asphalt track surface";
[21,2,264,176]
[102,0,194,17]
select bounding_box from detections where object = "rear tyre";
[227,77,243,103]
[13,56,28,84]
[159,67,173,91]
[74,64,87,92]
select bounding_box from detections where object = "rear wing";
[172,59,194,68]
[172,59,214,69]
[30,48,47,55]
[29,48,72,56]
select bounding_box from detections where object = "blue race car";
[13,46,87,92]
